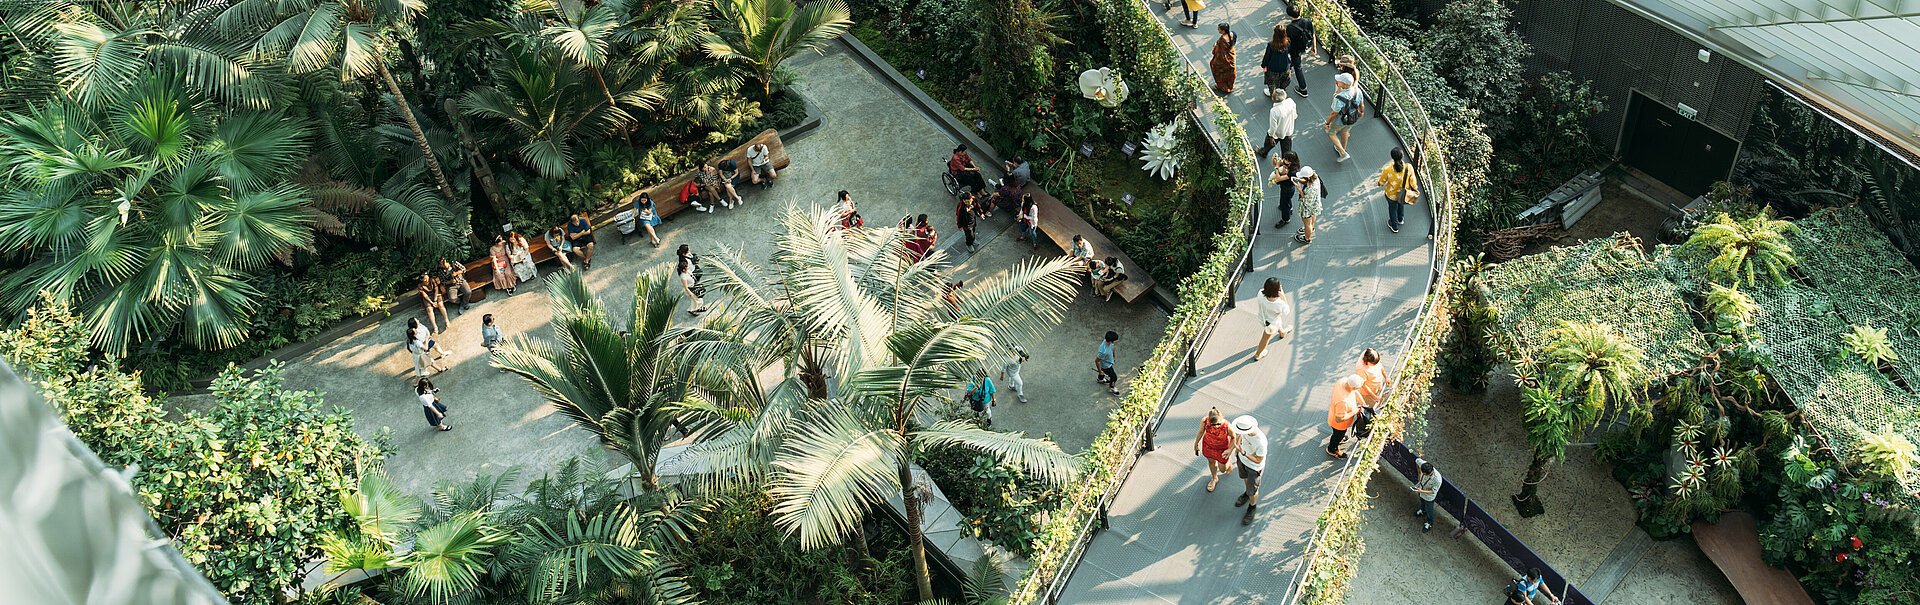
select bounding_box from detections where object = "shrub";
[918,443,1066,558]
[678,490,915,605]
[1421,0,1530,125]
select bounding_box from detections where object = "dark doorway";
[1619,91,1739,198]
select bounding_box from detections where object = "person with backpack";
[1193,407,1235,492]
[1322,72,1364,162]
[966,372,996,426]
[1284,3,1314,97]
[1376,147,1420,234]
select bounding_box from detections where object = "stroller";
[614,209,639,244]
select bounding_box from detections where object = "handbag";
[1400,168,1421,204]
[1184,0,1205,11]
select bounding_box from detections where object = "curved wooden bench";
[1020,184,1157,303]
[1690,512,1815,605]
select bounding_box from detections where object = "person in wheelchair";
[948,145,987,192]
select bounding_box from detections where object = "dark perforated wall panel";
[1404,0,1766,147]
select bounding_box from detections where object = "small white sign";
[1121,193,1135,206]
[1120,141,1139,156]
[1079,142,1095,158]
[916,69,926,79]
[974,120,986,131]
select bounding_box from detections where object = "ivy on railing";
[1004,0,1260,601]
[1283,1,1489,603]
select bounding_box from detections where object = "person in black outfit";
[956,195,978,252]
[1285,4,1314,97]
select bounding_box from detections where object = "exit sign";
[1676,102,1699,121]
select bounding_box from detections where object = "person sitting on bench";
[678,178,709,213]
[746,143,778,188]
[948,145,987,192]
[1092,256,1129,301]
[1003,156,1033,188]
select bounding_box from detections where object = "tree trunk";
[444,99,507,218]
[800,347,831,400]
[375,60,460,205]
[899,459,935,602]
[588,65,634,147]
[1511,453,1549,518]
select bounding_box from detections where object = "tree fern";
[1681,211,1800,286]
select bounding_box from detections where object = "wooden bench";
[1691,512,1815,605]
[456,130,792,299]
[1020,183,1157,303]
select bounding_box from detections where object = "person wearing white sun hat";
[1231,415,1268,525]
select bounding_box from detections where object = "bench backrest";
[1020,184,1156,303]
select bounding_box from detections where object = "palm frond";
[915,419,1080,486]
[399,512,512,605]
[768,405,901,549]
[341,470,424,547]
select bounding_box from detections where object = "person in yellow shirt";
[1327,374,1363,458]
[1355,348,1388,406]
[1375,147,1419,234]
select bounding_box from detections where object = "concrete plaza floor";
[188,45,1164,498]
[1060,0,1438,600]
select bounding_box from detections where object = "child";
[1000,346,1030,403]
[481,314,504,373]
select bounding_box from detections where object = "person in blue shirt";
[1512,569,1560,605]
[966,373,996,426]
[1095,331,1120,395]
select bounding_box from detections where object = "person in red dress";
[1193,407,1236,491]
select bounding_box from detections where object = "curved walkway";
[1061,1,1436,601]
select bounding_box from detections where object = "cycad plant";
[493,267,692,491]
[1681,211,1800,286]
[0,76,312,353]
[704,0,851,95]
[494,458,706,605]
[673,208,1083,601]
[319,470,514,604]
[1514,321,1648,517]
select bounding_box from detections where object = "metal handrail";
[1277,1,1462,603]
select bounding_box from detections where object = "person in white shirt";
[746,143,777,187]
[1017,194,1041,251]
[1322,72,1365,162]
[1069,235,1095,281]
[999,346,1029,403]
[1231,415,1269,525]
[1253,278,1292,360]
[1263,93,1298,157]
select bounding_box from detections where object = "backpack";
[1351,406,1377,439]
[966,383,988,412]
[1337,91,1362,125]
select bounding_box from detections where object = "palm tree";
[1681,211,1800,286]
[1513,321,1647,517]
[676,208,1083,601]
[220,0,461,204]
[493,268,691,491]
[494,458,706,604]
[319,470,514,604]
[0,0,281,111]
[459,47,649,178]
[0,76,314,354]
[704,0,852,95]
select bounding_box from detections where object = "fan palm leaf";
[398,511,512,605]
[204,111,310,188]
[208,183,315,269]
[341,470,424,546]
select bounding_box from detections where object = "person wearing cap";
[1327,374,1364,457]
[1230,414,1268,525]
[1000,345,1029,403]
[1293,163,1322,244]
[1322,72,1365,162]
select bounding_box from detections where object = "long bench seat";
[1021,183,1156,303]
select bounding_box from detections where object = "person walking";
[1000,345,1030,403]
[1208,24,1237,95]
[1193,407,1235,492]
[1327,374,1363,457]
[509,231,539,283]
[956,195,978,252]
[1376,147,1420,234]
[633,193,663,246]
[1285,3,1314,96]
[1412,458,1442,533]
[1253,278,1292,360]
[405,317,448,378]
[1356,348,1389,406]
[544,226,575,271]
[418,272,449,334]
[1293,164,1322,243]
[1230,415,1268,525]
[566,211,596,269]
[1017,194,1041,251]
[1322,72,1365,162]
[1095,331,1120,395]
[418,379,452,432]
[489,236,519,295]
[966,371,996,426]
[1178,0,1203,28]
[1260,25,1291,102]
[677,256,706,316]
[1259,86,1298,159]
[1268,150,1298,229]
[480,313,505,371]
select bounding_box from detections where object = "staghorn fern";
[1856,428,1918,485]
[1681,212,1800,286]
[1840,323,1900,366]
[1703,283,1758,327]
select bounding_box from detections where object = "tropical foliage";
[670,208,1084,601]
[1841,323,1900,367]
[1683,211,1801,286]
[1703,283,1758,329]
[706,0,852,95]
[0,297,379,603]
[1420,0,1531,124]
[1512,321,1648,516]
